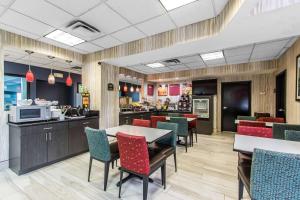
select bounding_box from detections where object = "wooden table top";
[233,134,300,155]
[165,117,196,122]
[105,125,172,143]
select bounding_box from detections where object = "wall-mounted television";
[192,79,217,95]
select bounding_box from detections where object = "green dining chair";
[85,127,119,191]
[170,117,189,152]
[284,130,300,142]
[156,122,179,172]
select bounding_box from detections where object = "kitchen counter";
[9,116,99,175]
[8,116,99,127]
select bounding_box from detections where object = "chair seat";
[109,141,119,160]
[149,144,174,157]
[238,164,251,194]
[149,152,166,172]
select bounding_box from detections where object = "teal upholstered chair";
[170,117,189,152]
[273,123,300,139]
[237,115,256,121]
[156,122,179,172]
[238,148,300,200]
[168,113,181,117]
[285,130,300,142]
[85,127,119,191]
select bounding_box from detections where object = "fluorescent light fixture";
[159,0,197,11]
[146,63,165,68]
[201,51,224,61]
[45,30,85,46]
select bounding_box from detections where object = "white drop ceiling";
[4,47,82,74]
[123,37,297,74]
[0,0,227,54]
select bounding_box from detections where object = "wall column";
[100,63,119,128]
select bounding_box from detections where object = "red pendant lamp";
[25,50,34,83]
[123,84,128,92]
[65,60,73,86]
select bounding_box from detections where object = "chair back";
[168,113,181,117]
[272,123,300,139]
[237,116,256,121]
[170,117,188,137]
[285,130,300,142]
[237,126,273,138]
[116,132,150,175]
[183,114,197,128]
[257,117,285,123]
[132,119,151,127]
[250,149,300,199]
[150,116,166,128]
[85,127,111,162]
[157,122,178,147]
[239,120,266,127]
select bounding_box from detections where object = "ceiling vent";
[163,59,180,64]
[66,20,100,40]
[71,66,82,71]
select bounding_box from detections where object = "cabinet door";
[47,123,69,162]
[69,121,85,155]
[21,126,47,170]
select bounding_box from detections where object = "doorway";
[276,70,286,120]
[221,81,251,132]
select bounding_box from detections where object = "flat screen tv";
[192,79,217,95]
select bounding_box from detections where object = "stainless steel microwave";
[9,105,51,123]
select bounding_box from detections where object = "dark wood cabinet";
[21,126,47,171]
[119,112,152,125]
[9,117,99,175]
[69,118,99,155]
[47,123,69,162]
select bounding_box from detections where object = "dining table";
[105,124,173,186]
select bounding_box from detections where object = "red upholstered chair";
[116,132,166,200]
[239,120,266,127]
[183,114,198,144]
[237,126,273,138]
[257,117,285,123]
[150,116,166,128]
[132,119,151,127]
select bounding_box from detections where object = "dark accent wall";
[4,61,81,106]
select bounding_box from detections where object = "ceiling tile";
[38,37,71,49]
[0,0,13,6]
[205,58,226,67]
[80,3,130,34]
[0,23,40,39]
[74,42,103,53]
[178,55,203,64]
[156,67,173,72]
[169,0,214,27]
[169,64,189,71]
[111,27,145,43]
[212,0,228,15]
[11,0,74,28]
[252,39,289,56]
[226,56,249,65]
[106,0,165,24]
[92,35,122,48]
[250,57,274,62]
[45,0,103,17]
[136,14,176,36]
[0,10,54,36]
[224,45,253,57]
[185,62,206,68]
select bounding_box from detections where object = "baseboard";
[0,160,8,171]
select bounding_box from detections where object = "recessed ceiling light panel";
[45,30,85,46]
[201,51,224,61]
[146,63,165,68]
[159,0,197,11]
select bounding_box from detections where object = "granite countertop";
[8,116,99,127]
[119,111,151,115]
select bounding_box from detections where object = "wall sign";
[147,84,154,96]
[169,84,180,96]
[107,83,114,91]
